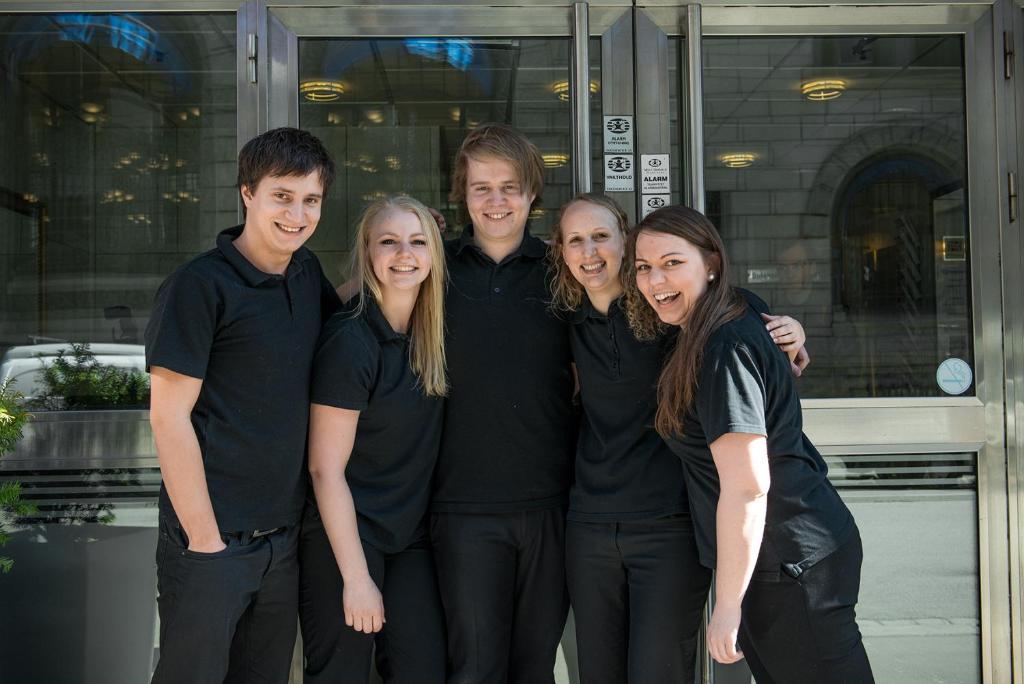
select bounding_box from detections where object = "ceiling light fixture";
[542,153,570,168]
[300,80,346,102]
[719,153,757,169]
[550,80,600,102]
[801,78,846,101]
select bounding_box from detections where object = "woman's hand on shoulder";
[761,313,810,376]
[343,574,385,634]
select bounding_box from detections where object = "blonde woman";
[298,195,447,683]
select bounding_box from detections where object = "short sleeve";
[738,287,770,316]
[310,316,377,410]
[144,267,218,379]
[695,341,767,445]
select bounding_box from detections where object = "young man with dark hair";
[145,127,338,683]
[431,123,576,683]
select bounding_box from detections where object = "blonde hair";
[350,195,448,397]
[548,193,630,312]
[449,123,544,208]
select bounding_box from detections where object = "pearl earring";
[708,274,716,282]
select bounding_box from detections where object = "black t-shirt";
[145,225,338,531]
[664,302,854,573]
[310,297,443,554]
[568,289,770,522]
[431,225,576,513]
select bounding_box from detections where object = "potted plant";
[0,380,33,572]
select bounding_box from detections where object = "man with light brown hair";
[430,123,575,683]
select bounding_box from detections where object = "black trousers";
[565,517,711,684]
[298,519,446,684]
[151,515,299,684]
[739,529,874,683]
[430,508,570,684]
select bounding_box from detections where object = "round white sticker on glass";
[936,358,972,395]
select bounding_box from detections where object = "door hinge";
[1005,31,1014,80]
[247,33,258,84]
[1010,171,1019,224]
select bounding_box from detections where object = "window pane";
[831,452,980,682]
[703,36,972,398]
[298,38,573,281]
[0,13,237,409]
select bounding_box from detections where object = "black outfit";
[145,225,338,683]
[299,297,445,683]
[566,291,765,683]
[665,303,872,683]
[431,225,575,684]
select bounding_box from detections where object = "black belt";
[229,526,285,545]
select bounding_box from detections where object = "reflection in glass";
[702,36,971,398]
[0,13,237,409]
[830,452,980,683]
[298,38,573,280]
[0,471,161,682]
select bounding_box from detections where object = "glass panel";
[703,36,972,398]
[714,451,981,684]
[0,13,237,409]
[0,467,161,681]
[832,452,980,682]
[298,38,573,281]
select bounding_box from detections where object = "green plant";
[34,342,149,410]
[0,379,34,573]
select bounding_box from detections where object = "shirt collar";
[454,223,547,261]
[216,225,311,287]
[570,294,625,324]
[361,294,407,343]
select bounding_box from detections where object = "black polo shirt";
[431,225,576,513]
[145,225,337,532]
[310,296,443,554]
[568,289,770,522]
[568,297,685,521]
[664,303,855,574]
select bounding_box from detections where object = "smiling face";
[368,208,432,294]
[240,171,324,263]
[464,155,535,250]
[559,201,625,300]
[633,230,716,327]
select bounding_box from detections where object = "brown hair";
[449,123,544,208]
[548,193,630,312]
[624,205,747,437]
[351,195,448,397]
[237,128,335,212]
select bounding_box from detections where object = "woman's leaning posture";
[549,194,808,683]
[627,204,873,683]
[299,196,448,683]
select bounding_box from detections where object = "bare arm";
[149,366,224,553]
[308,403,384,634]
[707,432,770,665]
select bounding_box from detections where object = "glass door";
[661,4,1009,682]
[262,2,624,285]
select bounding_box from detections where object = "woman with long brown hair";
[627,204,872,682]
[298,195,448,683]
[549,193,808,682]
